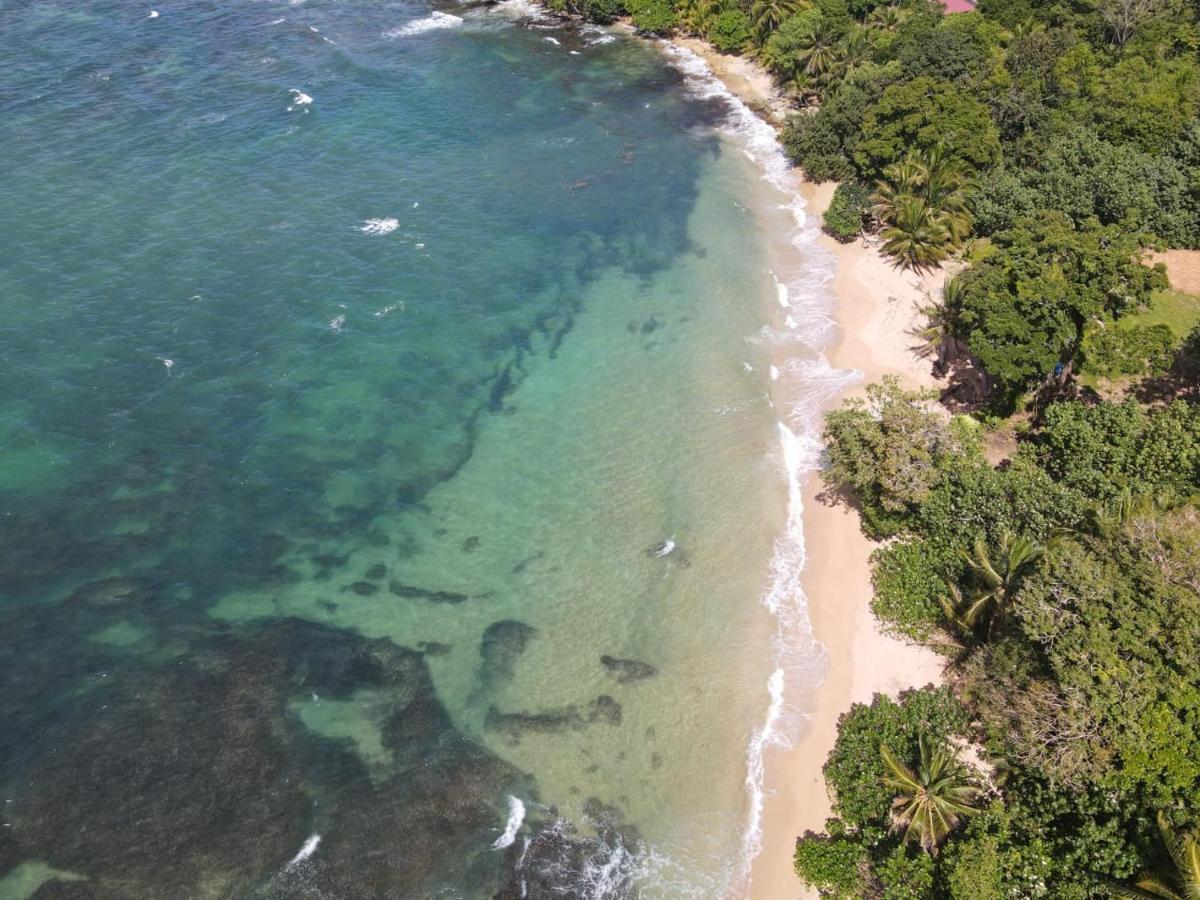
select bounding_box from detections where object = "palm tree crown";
[881,736,980,854]
[1115,812,1200,900]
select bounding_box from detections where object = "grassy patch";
[1122,289,1200,339]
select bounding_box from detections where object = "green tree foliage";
[823,180,870,240]
[875,843,936,898]
[705,7,753,50]
[823,688,968,833]
[625,0,678,32]
[1030,399,1200,500]
[949,213,1165,393]
[821,378,971,536]
[1093,56,1200,152]
[881,736,981,852]
[855,77,1001,177]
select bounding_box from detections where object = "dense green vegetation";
[802,379,1200,898]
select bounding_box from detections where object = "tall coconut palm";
[920,145,976,243]
[879,196,951,273]
[1114,812,1200,900]
[833,27,872,79]
[796,18,842,76]
[750,0,805,42]
[881,737,980,854]
[871,156,928,223]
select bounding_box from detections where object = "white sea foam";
[491,796,526,849]
[287,89,312,112]
[286,834,321,868]
[384,11,463,38]
[359,218,398,236]
[146,10,159,19]
[659,38,856,891]
[328,314,346,332]
[543,35,561,45]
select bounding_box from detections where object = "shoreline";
[641,31,950,897]
[748,181,947,899]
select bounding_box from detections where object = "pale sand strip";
[748,184,947,900]
[636,32,950,896]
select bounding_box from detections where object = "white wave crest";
[286,834,321,868]
[384,11,463,38]
[492,796,526,849]
[359,218,398,236]
[656,39,861,893]
[287,89,312,112]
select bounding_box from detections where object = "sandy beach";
[652,34,950,898]
[748,181,947,899]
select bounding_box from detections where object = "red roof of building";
[942,0,975,12]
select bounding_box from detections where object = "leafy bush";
[822,181,870,241]
[870,540,954,641]
[1080,322,1177,377]
[705,8,752,52]
[793,833,866,898]
[625,0,676,33]
[876,843,935,899]
[824,687,969,832]
[782,112,853,181]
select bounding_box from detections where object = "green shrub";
[625,0,676,33]
[1080,322,1178,377]
[824,688,968,832]
[793,833,866,898]
[580,0,623,21]
[823,181,870,242]
[870,540,953,641]
[705,8,752,52]
[782,112,853,182]
[876,843,935,900]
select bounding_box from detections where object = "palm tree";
[920,146,976,243]
[880,737,980,854]
[750,0,805,42]
[1114,812,1200,900]
[911,275,967,375]
[866,3,903,30]
[871,156,928,223]
[796,18,842,77]
[832,27,871,79]
[951,531,1049,640]
[879,196,951,273]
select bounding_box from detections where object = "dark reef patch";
[387,581,469,604]
[478,619,538,687]
[600,654,658,684]
[0,615,533,898]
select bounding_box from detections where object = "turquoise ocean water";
[0,2,838,896]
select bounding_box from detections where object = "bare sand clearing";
[1148,249,1200,295]
[748,184,947,900]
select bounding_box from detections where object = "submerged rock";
[0,617,533,898]
[600,655,657,684]
[364,563,387,580]
[587,695,622,726]
[347,580,379,596]
[478,619,537,687]
[387,581,469,604]
[64,577,147,610]
[485,705,584,742]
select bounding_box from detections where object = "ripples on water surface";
[0,1,802,896]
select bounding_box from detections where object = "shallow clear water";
[0,2,807,897]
